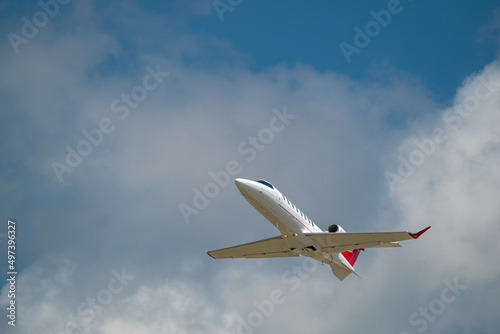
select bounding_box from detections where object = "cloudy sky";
[1,0,500,333]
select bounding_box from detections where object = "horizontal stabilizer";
[330,263,353,281]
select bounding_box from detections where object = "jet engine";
[328,224,346,233]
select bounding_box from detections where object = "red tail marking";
[341,248,365,266]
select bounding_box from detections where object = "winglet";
[207,249,216,259]
[408,226,431,239]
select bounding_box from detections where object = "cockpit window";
[256,180,274,189]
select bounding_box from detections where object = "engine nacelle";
[328,224,346,233]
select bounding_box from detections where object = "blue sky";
[149,0,500,101]
[5,0,497,98]
[1,1,500,333]
[195,0,499,101]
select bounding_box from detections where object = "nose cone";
[235,178,250,192]
[235,178,261,195]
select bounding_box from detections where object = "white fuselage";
[235,178,354,270]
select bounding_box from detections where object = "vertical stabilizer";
[341,248,364,266]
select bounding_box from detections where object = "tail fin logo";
[341,248,365,266]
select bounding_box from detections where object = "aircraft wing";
[207,236,299,259]
[305,226,431,253]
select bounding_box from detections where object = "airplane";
[207,178,430,281]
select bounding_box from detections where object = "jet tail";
[341,248,364,266]
[330,263,353,281]
[330,248,364,281]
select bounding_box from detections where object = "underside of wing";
[305,226,430,253]
[207,236,299,259]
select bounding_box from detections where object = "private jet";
[207,178,430,280]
